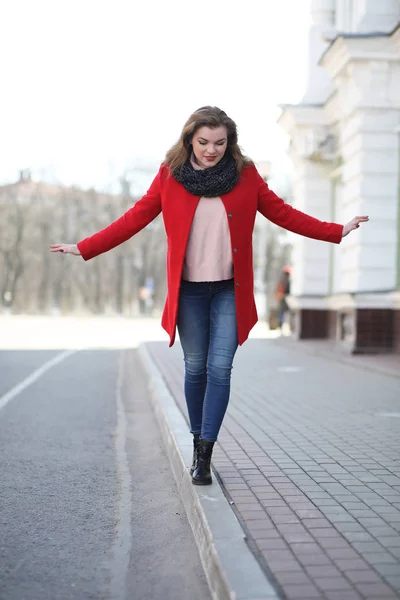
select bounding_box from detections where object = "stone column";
[278,106,336,339]
[277,0,338,339]
[321,33,400,352]
[303,0,335,104]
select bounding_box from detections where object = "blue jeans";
[177,279,238,442]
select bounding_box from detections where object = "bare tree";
[0,171,167,316]
[0,188,26,310]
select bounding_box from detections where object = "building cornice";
[277,104,326,135]
[323,90,340,125]
[320,35,400,80]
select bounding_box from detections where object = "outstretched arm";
[50,166,164,261]
[49,243,81,255]
[256,170,368,242]
[342,215,369,237]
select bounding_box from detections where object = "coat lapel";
[219,179,246,214]
[178,187,201,243]
[165,177,201,247]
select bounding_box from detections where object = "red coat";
[77,164,343,346]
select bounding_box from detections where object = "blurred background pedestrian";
[275,266,291,332]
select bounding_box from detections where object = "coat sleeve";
[255,168,343,244]
[77,166,164,261]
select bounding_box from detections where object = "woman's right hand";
[49,243,81,256]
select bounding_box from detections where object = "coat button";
[235,282,240,287]
[233,248,238,253]
[228,213,233,218]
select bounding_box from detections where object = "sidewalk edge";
[138,344,280,600]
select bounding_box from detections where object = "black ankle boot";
[190,433,201,475]
[192,440,215,485]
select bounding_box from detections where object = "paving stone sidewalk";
[147,337,400,600]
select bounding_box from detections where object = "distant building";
[279,0,400,354]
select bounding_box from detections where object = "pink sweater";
[182,157,234,282]
[182,195,234,282]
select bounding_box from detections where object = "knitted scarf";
[173,152,239,197]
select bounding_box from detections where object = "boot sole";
[191,478,212,485]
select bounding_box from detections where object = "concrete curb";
[138,344,280,600]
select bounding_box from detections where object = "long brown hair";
[164,106,253,174]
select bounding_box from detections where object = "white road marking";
[109,350,133,600]
[0,350,77,412]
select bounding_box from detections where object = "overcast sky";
[1,0,312,192]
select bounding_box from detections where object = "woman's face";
[191,126,227,169]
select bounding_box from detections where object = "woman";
[50,106,368,486]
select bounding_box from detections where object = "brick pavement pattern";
[147,338,400,600]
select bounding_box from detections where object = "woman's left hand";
[342,216,369,238]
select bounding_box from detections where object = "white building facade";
[279,0,400,354]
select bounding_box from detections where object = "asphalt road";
[0,348,211,600]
